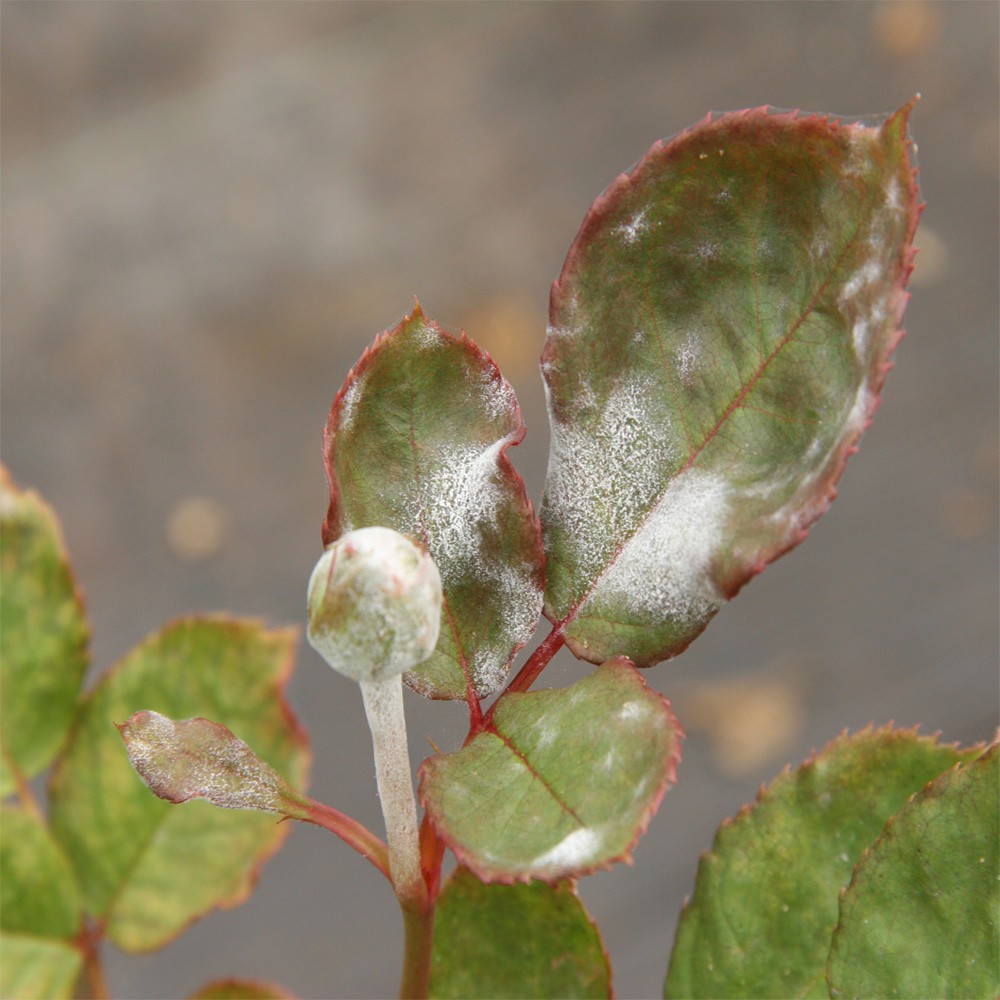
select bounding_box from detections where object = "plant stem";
[496,625,566,700]
[78,924,110,1000]
[399,897,435,999]
[360,675,425,906]
[292,797,390,880]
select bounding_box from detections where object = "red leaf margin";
[419,658,684,885]
[542,99,922,653]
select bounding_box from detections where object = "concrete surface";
[3,3,997,998]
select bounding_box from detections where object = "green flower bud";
[307,527,442,683]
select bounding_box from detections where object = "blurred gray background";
[2,2,997,998]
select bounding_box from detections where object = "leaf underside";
[48,617,309,953]
[663,726,981,1000]
[541,102,920,667]
[0,466,89,795]
[323,305,544,700]
[429,867,611,999]
[420,658,682,883]
[827,744,999,1000]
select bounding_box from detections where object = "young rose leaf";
[541,102,920,667]
[189,979,296,1000]
[0,466,89,795]
[664,727,980,1000]
[0,805,84,1000]
[118,711,307,814]
[48,617,309,953]
[828,744,999,1000]
[420,658,681,882]
[323,305,544,701]
[429,867,611,999]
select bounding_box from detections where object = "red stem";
[488,626,566,714]
[292,797,391,880]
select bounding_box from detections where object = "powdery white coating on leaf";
[545,376,681,591]
[583,468,728,623]
[400,439,542,696]
[121,711,289,813]
[614,207,652,245]
[529,827,602,875]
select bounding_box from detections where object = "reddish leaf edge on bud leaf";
[321,302,545,706]
[419,658,683,884]
[540,99,922,669]
[118,710,390,880]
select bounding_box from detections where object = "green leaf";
[429,867,611,999]
[0,466,89,795]
[0,936,83,1000]
[0,805,84,1000]
[541,103,920,667]
[49,617,309,952]
[322,305,544,700]
[421,658,681,882]
[189,979,296,1000]
[664,727,979,999]
[0,805,82,939]
[828,744,999,1000]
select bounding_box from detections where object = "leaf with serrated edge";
[0,466,89,795]
[827,744,999,1000]
[420,658,681,882]
[664,726,981,1000]
[429,867,611,999]
[49,617,309,953]
[323,305,544,700]
[541,102,920,667]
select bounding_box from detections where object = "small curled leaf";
[118,711,302,814]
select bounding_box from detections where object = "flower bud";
[307,527,442,683]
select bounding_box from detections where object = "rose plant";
[2,99,997,1000]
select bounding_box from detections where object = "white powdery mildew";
[614,208,651,245]
[127,712,285,812]
[479,368,518,425]
[337,372,365,434]
[586,467,730,624]
[545,376,681,588]
[408,439,541,694]
[675,331,701,386]
[838,256,890,359]
[529,827,601,874]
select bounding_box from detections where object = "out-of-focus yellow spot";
[462,294,545,381]
[167,496,228,561]
[910,224,948,287]
[675,662,805,778]
[872,1,943,59]
[937,487,993,542]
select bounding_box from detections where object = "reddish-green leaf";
[420,658,681,882]
[0,466,89,795]
[118,711,310,813]
[541,103,920,666]
[828,744,999,1000]
[323,305,544,699]
[49,617,309,952]
[664,727,979,999]
[429,867,611,999]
